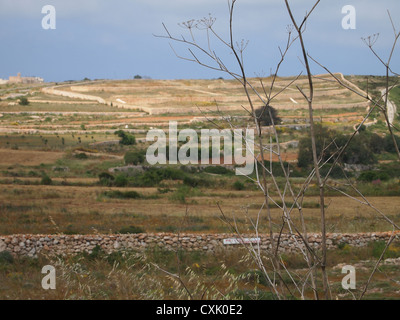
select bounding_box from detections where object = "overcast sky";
[0,0,399,82]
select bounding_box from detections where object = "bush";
[169,188,187,203]
[103,190,142,199]
[320,164,348,179]
[233,180,245,190]
[383,134,400,153]
[18,97,29,106]
[75,153,88,159]
[183,176,200,188]
[183,175,211,188]
[0,251,14,265]
[358,171,390,182]
[115,130,136,146]
[118,225,145,234]
[128,167,187,187]
[124,150,145,165]
[371,241,400,259]
[41,174,52,185]
[298,124,378,168]
[99,172,115,186]
[369,133,384,154]
[168,185,202,203]
[114,174,128,187]
[257,161,294,177]
[255,105,282,126]
[87,245,104,260]
[203,166,232,175]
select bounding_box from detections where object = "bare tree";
[155,0,400,300]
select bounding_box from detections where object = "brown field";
[0,149,64,166]
[47,73,368,115]
[0,75,399,300]
[0,182,398,235]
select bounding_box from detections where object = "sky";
[0,0,399,82]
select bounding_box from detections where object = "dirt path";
[380,88,397,124]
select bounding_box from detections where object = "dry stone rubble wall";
[0,231,399,258]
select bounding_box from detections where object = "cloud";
[0,0,398,81]
[0,0,100,17]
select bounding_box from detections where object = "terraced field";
[1,74,399,300]
[51,73,368,115]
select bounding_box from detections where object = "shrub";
[115,130,136,145]
[371,241,400,259]
[118,225,145,234]
[0,251,14,265]
[124,150,145,165]
[75,153,88,159]
[41,174,52,185]
[128,167,187,187]
[298,125,378,168]
[233,180,245,190]
[320,164,348,179]
[114,174,128,187]
[103,190,142,199]
[183,176,200,188]
[18,97,29,106]
[383,134,400,153]
[98,172,115,186]
[255,105,281,126]
[169,185,203,203]
[369,133,384,154]
[63,225,79,235]
[358,171,390,182]
[203,166,232,175]
[183,175,211,188]
[169,188,187,204]
[87,245,104,260]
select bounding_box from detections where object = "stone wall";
[41,87,106,104]
[1,231,399,258]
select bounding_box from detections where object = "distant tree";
[98,172,114,186]
[41,174,52,185]
[115,174,128,187]
[383,134,400,153]
[134,75,142,80]
[124,150,145,165]
[368,132,384,154]
[18,97,29,106]
[255,105,281,126]
[115,130,136,146]
[298,124,378,168]
[339,134,377,165]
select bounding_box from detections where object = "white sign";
[223,238,260,245]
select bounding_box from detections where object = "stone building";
[8,73,44,84]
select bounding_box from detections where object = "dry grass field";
[54,74,368,115]
[0,149,64,166]
[0,75,399,300]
